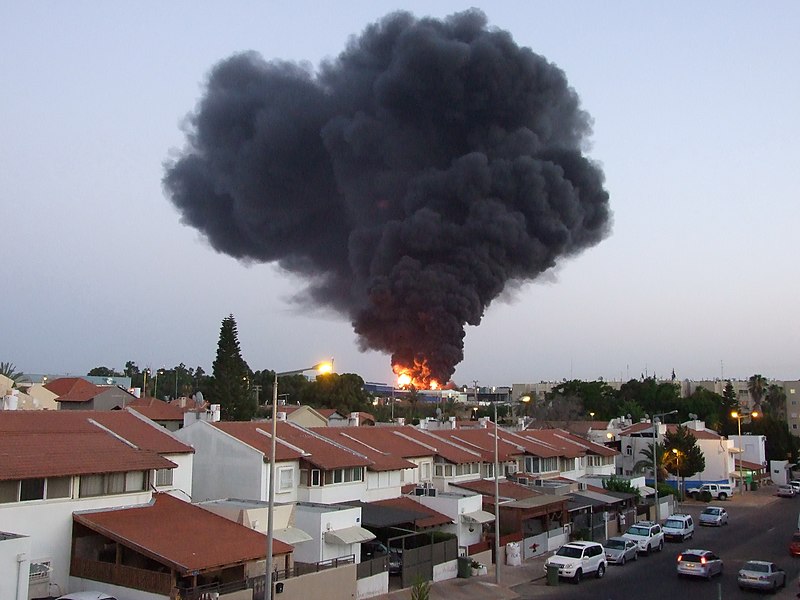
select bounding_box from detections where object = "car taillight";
[677,554,683,562]
[700,557,707,565]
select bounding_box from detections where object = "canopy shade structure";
[324,526,376,545]
[461,510,495,524]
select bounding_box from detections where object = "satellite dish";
[106,378,113,385]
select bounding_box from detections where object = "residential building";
[44,377,136,411]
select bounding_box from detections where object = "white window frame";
[278,467,294,492]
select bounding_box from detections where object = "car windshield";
[627,526,650,536]
[556,546,584,559]
[702,508,720,515]
[665,519,684,528]
[605,539,625,549]
[742,562,769,572]
[680,553,705,563]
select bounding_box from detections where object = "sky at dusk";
[2,2,798,387]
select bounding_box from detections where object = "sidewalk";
[377,553,548,600]
[377,485,779,600]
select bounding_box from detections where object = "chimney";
[448,416,456,429]
[277,412,287,421]
[349,412,360,427]
[210,404,221,422]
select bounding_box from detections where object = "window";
[79,475,104,498]
[524,456,557,473]
[107,473,125,494]
[311,469,321,486]
[0,480,19,503]
[156,468,173,487]
[79,471,148,498]
[278,468,294,491]
[486,463,494,478]
[126,471,146,491]
[46,477,71,499]
[626,446,632,455]
[20,478,45,501]
[421,462,431,481]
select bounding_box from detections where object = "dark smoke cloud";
[164,9,611,384]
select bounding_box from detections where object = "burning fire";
[394,359,439,390]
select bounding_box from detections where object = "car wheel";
[633,551,639,561]
[573,568,582,584]
[719,492,727,500]
[596,563,605,579]
[620,556,625,566]
[658,540,664,552]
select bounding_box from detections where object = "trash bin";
[546,563,560,586]
[457,556,472,578]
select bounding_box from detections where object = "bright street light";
[265,360,332,600]
[730,409,759,495]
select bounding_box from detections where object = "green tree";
[0,362,25,388]
[300,372,370,413]
[717,381,740,436]
[634,441,669,482]
[764,384,787,421]
[681,387,723,430]
[212,314,254,421]
[663,425,705,495]
[87,366,122,377]
[617,378,680,417]
[549,379,618,419]
[602,475,641,500]
[750,414,800,463]
[748,374,768,412]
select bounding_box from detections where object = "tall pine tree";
[212,314,254,421]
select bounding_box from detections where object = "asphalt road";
[515,497,800,599]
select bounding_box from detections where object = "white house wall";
[158,452,193,499]
[294,505,364,564]
[298,481,367,505]
[364,471,402,502]
[0,491,152,598]
[176,422,264,502]
[0,533,30,600]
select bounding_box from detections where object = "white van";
[662,513,694,541]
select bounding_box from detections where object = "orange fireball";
[393,359,439,390]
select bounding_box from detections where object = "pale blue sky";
[2,2,798,386]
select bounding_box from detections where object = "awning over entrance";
[324,526,376,545]
[461,510,495,524]
[274,526,313,545]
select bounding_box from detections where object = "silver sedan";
[604,537,638,565]
[737,560,786,592]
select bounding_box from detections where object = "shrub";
[411,577,430,600]
[700,490,712,502]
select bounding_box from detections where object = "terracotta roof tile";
[127,397,186,421]
[311,425,433,460]
[451,479,540,502]
[45,377,103,403]
[371,496,453,527]
[428,428,525,462]
[213,421,306,462]
[514,429,584,458]
[74,493,291,575]
[312,429,417,471]
[91,410,194,455]
[393,428,482,464]
[0,411,174,480]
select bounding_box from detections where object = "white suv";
[689,483,733,500]
[622,521,664,554]
[544,541,607,583]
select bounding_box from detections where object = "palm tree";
[634,441,669,481]
[0,362,24,388]
[748,374,768,412]
[764,384,787,420]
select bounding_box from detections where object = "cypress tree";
[212,314,254,420]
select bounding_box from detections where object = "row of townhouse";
[1,401,627,600]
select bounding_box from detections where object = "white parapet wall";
[356,571,389,599]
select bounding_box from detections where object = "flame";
[393,359,439,390]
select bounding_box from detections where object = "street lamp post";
[731,409,759,495]
[651,410,677,523]
[265,360,332,600]
[672,448,681,498]
[492,396,530,585]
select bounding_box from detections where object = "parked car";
[604,536,639,565]
[777,485,796,498]
[388,548,403,575]
[789,480,800,493]
[622,521,664,554]
[789,532,800,556]
[676,549,723,579]
[361,540,389,560]
[699,506,729,527]
[663,514,695,541]
[688,483,733,500]
[543,541,607,583]
[737,560,786,592]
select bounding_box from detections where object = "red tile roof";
[451,479,540,502]
[90,410,194,455]
[514,429,584,458]
[311,429,417,471]
[665,424,721,440]
[215,421,372,469]
[74,493,291,575]
[0,411,175,480]
[428,428,525,462]
[311,425,433,460]
[499,430,563,458]
[44,377,103,403]
[547,429,618,458]
[127,397,186,421]
[371,496,453,527]
[394,427,482,464]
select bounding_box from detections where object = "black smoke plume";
[164,10,611,386]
